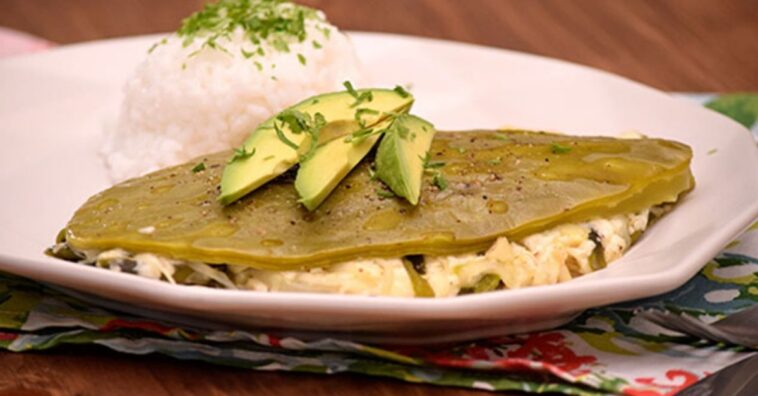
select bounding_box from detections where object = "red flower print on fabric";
[507,332,597,372]
[625,369,701,396]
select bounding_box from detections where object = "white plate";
[1,33,757,344]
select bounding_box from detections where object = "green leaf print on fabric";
[705,93,758,129]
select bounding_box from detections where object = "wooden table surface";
[1,1,756,395]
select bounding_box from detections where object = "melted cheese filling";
[60,208,654,297]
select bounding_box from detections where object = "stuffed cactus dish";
[48,88,695,298]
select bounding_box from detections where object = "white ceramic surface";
[1,33,757,344]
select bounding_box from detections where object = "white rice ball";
[102,7,362,182]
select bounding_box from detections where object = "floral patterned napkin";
[0,93,756,395]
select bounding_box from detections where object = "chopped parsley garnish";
[707,148,718,155]
[393,85,411,98]
[297,53,307,65]
[272,37,290,52]
[228,146,256,164]
[191,162,207,173]
[343,81,374,108]
[432,172,448,191]
[357,91,374,107]
[421,153,447,191]
[426,160,445,169]
[188,36,231,57]
[148,38,168,54]
[240,48,255,59]
[421,153,445,169]
[550,143,572,154]
[303,113,326,160]
[278,109,314,134]
[175,0,326,64]
[455,146,467,154]
[352,107,381,136]
[493,132,510,141]
[354,108,380,124]
[345,108,396,144]
[343,80,358,96]
[488,157,502,165]
[376,188,396,199]
[312,40,322,49]
[343,127,375,143]
[254,61,263,71]
[274,110,326,161]
[368,166,377,180]
[273,122,300,150]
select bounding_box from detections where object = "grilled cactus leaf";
[61,130,694,270]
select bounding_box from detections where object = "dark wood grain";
[0,0,756,90]
[0,346,500,396]
[0,1,755,395]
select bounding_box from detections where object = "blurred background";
[1,0,756,91]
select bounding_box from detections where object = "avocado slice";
[295,118,394,211]
[375,115,436,205]
[218,89,414,205]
